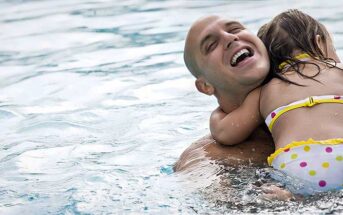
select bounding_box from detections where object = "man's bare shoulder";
[174,129,274,172]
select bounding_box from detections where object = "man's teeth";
[231,48,250,66]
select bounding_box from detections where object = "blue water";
[0,0,342,214]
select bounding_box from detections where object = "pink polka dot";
[271,112,276,118]
[325,147,333,153]
[334,96,341,99]
[299,162,307,167]
[319,180,326,187]
[284,148,290,152]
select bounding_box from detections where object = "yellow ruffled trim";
[267,138,343,165]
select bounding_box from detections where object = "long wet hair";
[258,9,339,85]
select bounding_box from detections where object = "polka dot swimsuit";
[264,95,343,192]
[268,139,343,192]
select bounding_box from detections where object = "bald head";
[183,15,270,108]
[184,16,220,78]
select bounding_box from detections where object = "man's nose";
[222,32,239,50]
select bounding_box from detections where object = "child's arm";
[210,88,263,145]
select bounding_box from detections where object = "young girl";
[210,9,343,193]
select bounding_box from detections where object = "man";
[174,16,274,171]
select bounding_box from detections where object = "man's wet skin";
[174,128,274,172]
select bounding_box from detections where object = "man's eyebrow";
[225,21,241,28]
[199,21,242,53]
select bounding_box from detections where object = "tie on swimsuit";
[265,95,343,132]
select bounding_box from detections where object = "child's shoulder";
[336,63,343,69]
[261,78,284,96]
[259,78,287,117]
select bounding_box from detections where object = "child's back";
[260,62,343,149]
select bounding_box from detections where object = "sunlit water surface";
[0,0,342,214]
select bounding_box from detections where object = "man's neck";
[215,90,247,113]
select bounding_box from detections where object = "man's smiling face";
[185,16,270,95]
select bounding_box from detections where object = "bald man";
[174,16,274,171]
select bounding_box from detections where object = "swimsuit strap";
[265,95,343,132]
[278,53,310,70]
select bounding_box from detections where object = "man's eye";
[207,42,216,52]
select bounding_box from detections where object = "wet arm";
[210,88,263,145]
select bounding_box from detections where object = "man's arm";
[210,88,262,145]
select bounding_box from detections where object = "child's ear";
[315,34,327,56]
[195,78,214,95]
[316,34,341,62]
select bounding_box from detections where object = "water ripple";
[0,0,342,214]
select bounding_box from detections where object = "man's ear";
[195,77,214,95]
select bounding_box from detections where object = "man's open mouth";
[230,48,254,67]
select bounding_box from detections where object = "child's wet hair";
[258,9,339,85]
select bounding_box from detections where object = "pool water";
[0,0,342,214]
